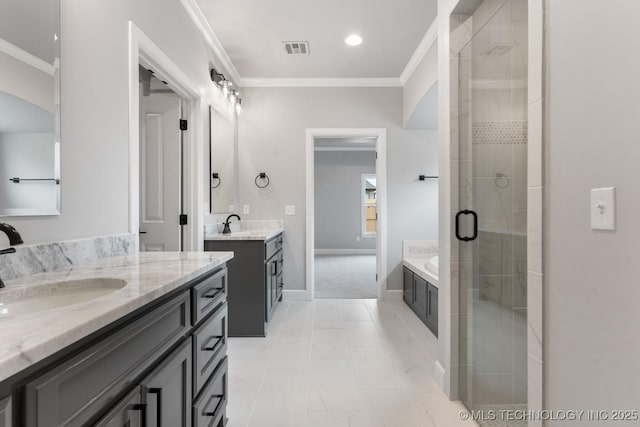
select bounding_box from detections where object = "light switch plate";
[243,205,250,215]
[285,205,296,216]
[591,187,615,231]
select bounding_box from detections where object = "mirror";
[0,0,60,216]
[209,107,237,213]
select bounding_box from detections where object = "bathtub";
[425,256,438,275]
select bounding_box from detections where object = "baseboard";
[435,360,446,391]
[282,290,311,301]
[315,249,377,255]
[382,289,403,301]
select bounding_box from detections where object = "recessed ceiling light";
[345,34,363,47]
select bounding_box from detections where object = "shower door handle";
[455,210,478,242]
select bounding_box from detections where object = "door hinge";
[376,274,378,281]
[179,214,188,225]
[179,119,188,131]
[375,151,378,159]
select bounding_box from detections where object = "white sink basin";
[0,278,127,318]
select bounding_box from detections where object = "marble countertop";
[403,257,439,287]
[204,220,283,241]
[0,251,233,383]
[204,229,283,241]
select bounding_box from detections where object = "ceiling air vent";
[283,41,310,55]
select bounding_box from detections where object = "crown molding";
[240,77,402,88]
[179,0,243,85]
[0,38,55,76]
[399,20,438,86]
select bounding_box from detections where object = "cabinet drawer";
[192,268,227,325]
[193,304,228,397]
[265,234,282,261]
[193,357,228,427]
[24,291,190,427]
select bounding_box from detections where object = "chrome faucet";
[0,223,23,288]
[222,214,241,234]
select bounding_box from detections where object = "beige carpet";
[314,254,376,298]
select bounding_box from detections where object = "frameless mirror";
[209,107,237,213]
[0,0,60,216]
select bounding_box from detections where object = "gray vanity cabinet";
[3,266,229,427]
[403,266,438,337]
[142,338,192,427]
[205,233,283,337]
[413,275,428,322]
[0,396,11,427]
[403,267,413,305]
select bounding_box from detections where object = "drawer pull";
[203,335,224,354]
[205,395,227,417]
[203,288,224,300]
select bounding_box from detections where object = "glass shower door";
[457,0,528,424]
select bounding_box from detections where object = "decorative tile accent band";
[472,120,528,145]
[0,233,138,281]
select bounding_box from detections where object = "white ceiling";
[194,0,437,80]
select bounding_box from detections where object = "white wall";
[403,42,438,127]
[0,50,53,112]
[0,133,56,211]
[544,0,640,421]
[314,151,376,251]
[238,87,438,291]
[2,0,229,246]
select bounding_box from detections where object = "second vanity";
[204,221,284,337]
[0,251,233,427]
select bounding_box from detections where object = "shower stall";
[454,0,528,425]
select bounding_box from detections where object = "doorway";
[305,128,387,300]
[138,66,186,251]
[314,141,377,298]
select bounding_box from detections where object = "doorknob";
[455,210,478,242]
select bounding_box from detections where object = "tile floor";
[227,298,479,427]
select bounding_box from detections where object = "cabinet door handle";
[148,388,162,427]
[205,395,227,418]
[455,209,478,242]
[203,335,224,354]
[132,403,147,427]
[203,288,224,300]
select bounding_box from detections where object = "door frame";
[128,22,204,250]
[305,128,388,300]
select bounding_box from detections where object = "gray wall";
[314,151,376,251]
[545,0,640,421]
[238,86,438,290]
[2,0,229,246]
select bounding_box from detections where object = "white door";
[139,86,182,252]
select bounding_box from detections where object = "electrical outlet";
[243,205,250,215]
[285,205,296,216]
[228,204,235,212]
[356,236,361,242]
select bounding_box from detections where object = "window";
[362,174,377,237]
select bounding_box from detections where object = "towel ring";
[255,172,270,188]
[211,172,221,189]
